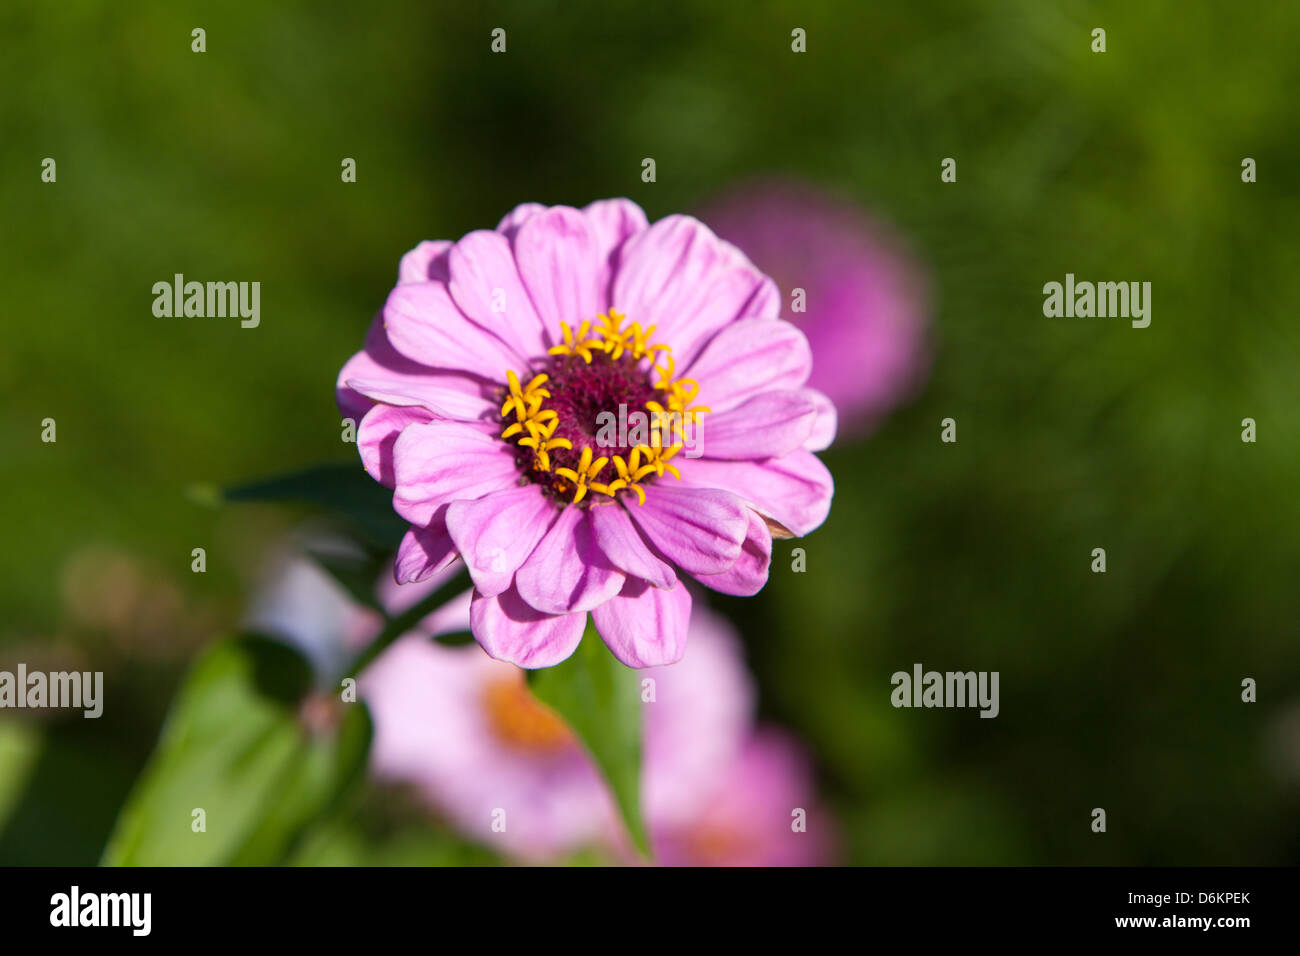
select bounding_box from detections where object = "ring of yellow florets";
[499,309,710,506]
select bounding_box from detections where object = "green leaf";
[101,635,372,866]
[529,624,649,858]
[302,538,393,614]
[221,462,405,548]
[0,722,42,833]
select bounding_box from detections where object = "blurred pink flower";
[361,600,834,865]
[641,608,835,866]
[697,181,930,438]
[337,199,835,670]
[361,635,619,863]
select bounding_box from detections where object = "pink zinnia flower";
[337,199,835,669]
[698,181,930,438]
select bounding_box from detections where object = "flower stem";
[345,568,470,678]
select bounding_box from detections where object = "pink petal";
[698,390,817,459]
[695,509,772,596]
[336,312,440,422]
[685,317,812,414]
[446,485,557,598]
[496,202,549,238]
[581,198,649,274]
[394,521,458,584]
[589,502,676,590]
[398,240,453,285]
[470,585,586,668]
[611,215,769,367]
[592,578,691,667]
[345,377,495,423]
[448,229,550,359]
[358,403,433,488]
[384,281,522,380]
[513,206,608,325]
[391,421,521,527]
[678,452,833,538]
[515,506,625,614]
[801,388,838,451]
[627,484,748,577]
[742,274,782,319]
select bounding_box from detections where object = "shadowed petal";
[627,484,748,577]
[359,403,433,488]
[697,390,817,459]
[384,280,522,380]
[496,202,549,238]
[592,578,691,668]
[447,485,557,598]
[611,215,770,368]
[392,421,520,526]
[684,317,812,414]
[695,509,772,596]
[515,506,625,614]
[589,503,676,590]
[395,521,458,584]
[448,229,550,359]
[678,452,833,538]
[514,206,607,327]
[470,585,587,669]
[800,388,838,451]
[398,240,453,285]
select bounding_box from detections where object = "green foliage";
[530,624,649,857]
[102,635,371,866]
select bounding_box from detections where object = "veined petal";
[800,388,838,451]
[592,578,690,668]
[515,506,625,614]
[696,390,817,459]
[394,521,458,584]
[398,240,453,285]
[346,377,495,423]
[611,215,770,367]
[384,280,522,380]
[470,585,586,669]
[678,451,833,538]
[695,508,772,596]
[581,198,648,278]
[514,206,608,327]
[336,312,441,422]
[359,403,433,488]
[684,317,812,414]
[446,485,556,598]
[392,421,521,527]
[627,484,748,577]
[448,229,550,359]
[589,502,676,590]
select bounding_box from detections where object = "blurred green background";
[2,0,1298,865]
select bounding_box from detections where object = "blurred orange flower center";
[481,675,573,754]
